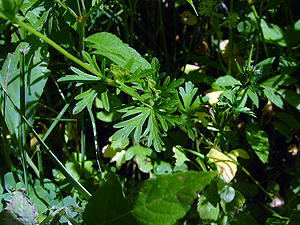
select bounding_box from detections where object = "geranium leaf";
[84,171,216,225]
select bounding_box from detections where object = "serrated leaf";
[84,171,216,225]
[85,32,150,72]
[73,84,105,114]
[113,107,151,143]
[57,66,102,84]
[178,81,201,113]
[4,190,37,225]
[144,111,164,152]
[245,123,269,163]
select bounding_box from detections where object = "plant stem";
[223,152,273,201]
[14,18,106,80]
[1,85,92,200]
[19,46,28,189]
[228,0,234,75]
[157,0,169,64]
[250,4,269,58]
[54,0,77,18]
[88,108,106,181]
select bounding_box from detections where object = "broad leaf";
[215,75,241,88]
[263,87,284,109]
[207,148,237,183]
[260,74,297,88]
[277,89,300,110]
[197,182,220,222]
[84,171,216,225]
[0,37,49,143]
[245,123,269,163]
[85,32,150,72]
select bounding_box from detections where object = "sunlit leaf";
[245,123,269,163]
[207,148,238,183]
[172,146,190,166]
[85,32,150,73]
[84,171,216,225]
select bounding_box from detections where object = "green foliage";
[84,171,216,225]
[0,0,300,224]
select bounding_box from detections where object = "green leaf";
[279,56,298,76]
[197,181,220,222]
[276,112,300,130]
[245,123,269,163]
[3,190,37,225]
[185,0,198,16]
[247,88,259,108]
[126,145,154,173]
[113,107,151,143]
[217,176,235,203]
[95,94,122,122]
[73,83,106,114]
[277,89,300,110]
[222,190,245,218]
[215,75,241,88]
[263,88,284,109]
[178,81,201,114]
[57,66,102,84]
[230,211,259,225]
[85,32,150,73]
[84,171,216,225]
[173,146,190,166]
[260,74,297,88]
[144,110,165,151]
[0,37,49,142]
[261,19,286,47]
[272,122,292,141]
[155,161,173,175]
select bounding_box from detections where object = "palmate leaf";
[73,83,106,114]
[178,81,201,114]
[57,66,102,86]
[113,104,180,152]
[113,107,151,143]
